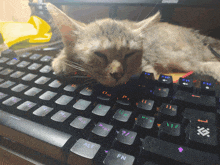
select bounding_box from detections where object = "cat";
[46,3,220,87]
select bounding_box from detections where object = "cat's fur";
[46,3,220,87]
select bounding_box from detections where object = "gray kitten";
[46,3,220,87]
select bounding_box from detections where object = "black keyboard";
[0,47,219,165]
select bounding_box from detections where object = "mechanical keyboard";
[0,46,219,165]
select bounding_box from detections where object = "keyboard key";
[158,74,173,84]
[116,94,131,106]
[97,90,112,101]
[173,90,216,107]
[19,52,31,58]
[0,57,9,63]
[116,129,137,145]
[182,108,216,125]
[80,87,93,96]
[17,101,37,111]
[64,84,78,92]
[142,136,219,164]
[28,63,42,70]
[51,110,71,122]
[0,80,15,88]
[135,114,155,129]
[153,86,169,97]
[39,65,52,73]
[113,109,132,122]
[92,122,113,137]
[24,87,42,96]
[159,103,177,116]
[70,116,91,129]
[178,78,193,88]
[34,76,51,85]
[17,61,30,68]
[33,105,53,116]
[0,68,14,75]
[39,91,57,100]
[0,92,8,100]
[40,56,52,62]
[103,149,135,165]
[73,99,91,110]
[49,80,62,88]
[70,139,101,159]
[11,84,28,92]
[10,71,25,78]
[92,104,111,116]
[2,96,21,106]
[185,123,218,146]
[55,95,73,105]
[158,121,181,136]
[22,73,37,81]
[29,54,42,60]
[0,110,72,160]
[137,99,154,111]
[6,58,20,65]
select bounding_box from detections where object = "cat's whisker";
[63,61,86,72]
[142,1,159,20]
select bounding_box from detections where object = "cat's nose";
[110,72,124,81]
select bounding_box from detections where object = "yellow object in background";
[0,16,52,47]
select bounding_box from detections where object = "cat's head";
[47,3,161,87]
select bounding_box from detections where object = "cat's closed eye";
[125,52,135,58]
[94,52,108,61]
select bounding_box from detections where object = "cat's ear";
[133,11,161,33]
[46,3,86,46]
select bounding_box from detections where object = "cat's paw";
[51,57,66,75]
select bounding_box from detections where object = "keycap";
[153,86,169,97]
[0,80,16,88]
[80,87,93,96]
[10,71,25,78]
[51,110,71,122]
[70,116,91,129]
[64,84,78,92]
[55,95,73,105]
[17,101,37,111]
[158,121,181,136]
[73,99,91,110]
[24,87,42,96]
[182,108,216,125]
[17,61,30,68]
[92,104,111,116]
[11,84,28,92]
[39,65,52,73]
[34,76,51,84]
[39,91,57,100]
[33,105,53,116]
[49,80,62,88]
[173,90,216,108]
[2,96,21,106]
[136,99,154,111]
[112,109,132,122]
[22,73,37,81]
[135,114,155,129]
[92,122,113,137]
[70,139,101,159]
[142,136,219,164]
[103,149,135,165]
[0,110,72,161]
[185,123,218,146]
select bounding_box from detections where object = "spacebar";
[142,136,219,164]
[0,110,72,161]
